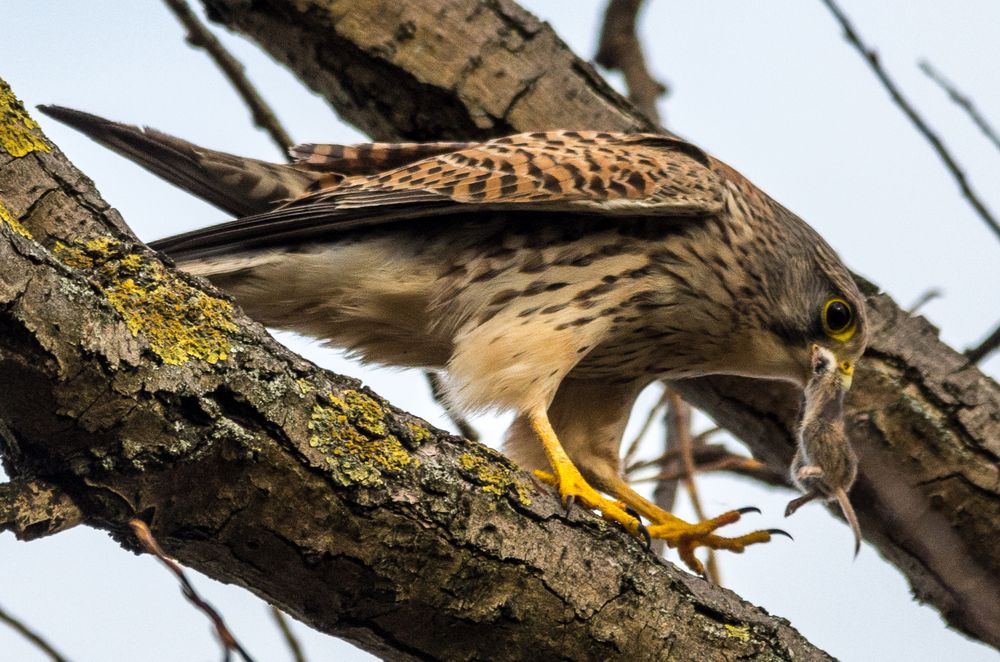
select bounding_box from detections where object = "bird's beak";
[838,359,854,391]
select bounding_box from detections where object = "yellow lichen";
[309,390,414,487]
[405,421,432,445]
[0,198,32,238]
[53,238,237,365]
[724,624,751,642]
[0,80,50,157]
[458,451,532,506]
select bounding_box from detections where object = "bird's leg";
[594,474,778,576]
[528,411,641,535]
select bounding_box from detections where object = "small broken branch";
[595,0,667,124]
[920,60,1000,154]
[906,287,943,315]
[966,321,1000,364]
[129,520,256,662]
[162,0,294,157]
[819,0,1000,242]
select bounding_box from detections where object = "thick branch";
[0,80,826,660]
[193,0,1000,647]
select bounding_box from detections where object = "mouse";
[786,344,862,556]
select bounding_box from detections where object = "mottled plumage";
[41,106,869,573]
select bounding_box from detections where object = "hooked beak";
[838,359,854,391]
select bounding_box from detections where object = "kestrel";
[42,106,868,573]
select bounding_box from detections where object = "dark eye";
[822,298,855,340]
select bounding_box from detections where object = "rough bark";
[0,80,828,660]
[193,0,1000,648]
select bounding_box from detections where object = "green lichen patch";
[0,198,32,238]
[0,80,50,157]
[724,623,751,642]
[458,451,532,506]
[53,238,237,365]
[309,390,414,487]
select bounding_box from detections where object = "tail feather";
[38,105,317,217]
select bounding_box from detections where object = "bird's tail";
[37,105,318,217]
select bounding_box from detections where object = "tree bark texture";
[196,0,1000,648]
[0,80,828,660]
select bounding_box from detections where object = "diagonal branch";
[595,0,667,124]
[818,0,1000,243]
[162,0,294,156]
[920,60,1000,154]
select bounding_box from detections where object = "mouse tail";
[834,488,862,557]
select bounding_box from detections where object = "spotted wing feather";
[154,131,724,258]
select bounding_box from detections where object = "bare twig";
[0,604,69,662]
[920,60,1000,153]
[664,391,719,582]
[819,0,1000,242]
[425,372,479,441]
[966,321,1000,364]
[622,384,668,468]
[129,519,256,662]
[269,606,306,662]
[907,287,943,314]
[595,0,667,124]
[162,0,294,157]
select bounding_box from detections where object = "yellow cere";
[0,80,51,157]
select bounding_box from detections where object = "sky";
[2,1,999,660]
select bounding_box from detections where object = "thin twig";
[907,287,943,314]
[665,391,719,582]
[269,606,307,662]
[425,372,479,441]
[0,604,69,662]
[622,384,668,468]
[966,321,1000,364]
[162,0,294,158]
[595,0,667,124]
[819,0,1000,243]
[129,519,256,662]
[920,60,1000,153]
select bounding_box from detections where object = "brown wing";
[153,131,724,259]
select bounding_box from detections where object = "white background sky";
[2,1,999,660]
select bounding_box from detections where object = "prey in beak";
[785,344,862,556]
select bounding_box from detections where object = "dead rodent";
[786,344,862,555]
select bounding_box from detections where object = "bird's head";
[726,219,868,391]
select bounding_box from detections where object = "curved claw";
[736,506,762,515]
[767,528,794,541]
[564,494,576,516]
[624,506,652,549]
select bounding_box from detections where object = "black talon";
[736,506,762,515]
[767,528,794,541]
[564,494,576,515]
[623,506,651,548]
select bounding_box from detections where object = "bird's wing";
[152,131,724,258]
[38,105,318,217]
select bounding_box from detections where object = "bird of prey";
[41,106,868,574]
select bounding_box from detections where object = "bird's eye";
[822,298,855,341]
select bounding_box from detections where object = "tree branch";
[920,60,1000,154]
[1,77,827,660]
[818,0,1000,243]
[163,0,294,156]
[595,0,667,124]
[191,0,1000,648]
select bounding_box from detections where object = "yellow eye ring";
[822,297,856,342]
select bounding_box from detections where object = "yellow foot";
[533,469,640,536]
[646,508,785,576]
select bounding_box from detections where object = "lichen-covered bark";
[0,80,829,660]
[193,0,1000,648]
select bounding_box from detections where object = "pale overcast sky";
[2,1,998,660]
